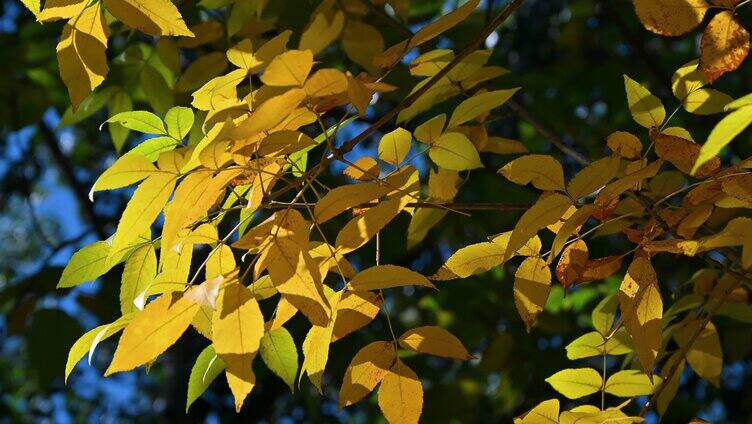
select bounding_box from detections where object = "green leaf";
[108,91,133,152]
[164,106,195,140]
[693,106,752,174]
[545,368,602,399]
[58,241,113,288]
[624,74,665,128]
[106,110,167,135]
[604,370,661,397]
[127,136,180,161]
[59,86,119,128]
[186,345,225,412]
[259,327,299,391]
[65,314,132,382]
[565,330,632,360]
[591,294,618,335]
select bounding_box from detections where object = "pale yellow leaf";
[545,368,602,399]
[106,293,199,374]
[378,360,423,424]
[624,74,665,128]
[398,326,472,360]
[339,341,395,408]
[514,257,552,331]
[499,154,565,191]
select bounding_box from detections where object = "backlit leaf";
[545,368,602,399]
[398,326,473,360]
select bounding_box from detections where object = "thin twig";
[507,99,590,166]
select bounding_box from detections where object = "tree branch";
[507,99,591,166]
[36,123,107,239]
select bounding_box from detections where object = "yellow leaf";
[606,131,642,159]
[675,321,723,386]
[315,175,409,224]
[332,290,382,342]
[120,244,156,315]
[407,208,447,250]
[260,50,313,86]
[700,11,750,82]
[428,168,459,201]
[66,314,132,382]
[545,368,602,399]
[499,154,565,191]
[110,173,176,258]
[514,257,552,331]
[440,242,506,278]
[567,156,621,199]
[480,136,528,155]
[304,69,348,97]
[566,330,633,359]
[632,0,709,37]
[505,193,572,262]
[447,88,519,128]
[39,0,88,21]
[683,88,732,114]
[549,204,596,261]
[378,127,412,165]
[232,88,306,137]
[605,370,661,396]
[267,238,331,327]
[429,132,482,170]
[414,114,446,144]
[300,290,341,392]
[672,59,708,100]
[378,360,423,424]
[91,153,159,195]
[694,105,752,174]
[343,157,380,181]
[339,341,395,408]
[335,197,408,254]
[223,354,256,412]
[226,39,262,72]
[103,0,193,36]
[398,326,473,360]
[375,0,480,68]
[348,265,435,291]
[212,280,265,355]
[517,399,560,424]
[106,293,199,374]
[342,21,384,73]
[56,1,109,109]
[299,11,345,55]
[624,74,665,128]
[619,255,663,374]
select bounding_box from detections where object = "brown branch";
[507,99,591,166]
[36,123,107,239]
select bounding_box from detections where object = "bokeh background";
[1,0,751,422]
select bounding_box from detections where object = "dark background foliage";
[1,0,750,422]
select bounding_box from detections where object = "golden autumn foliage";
[20,0,752,421]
